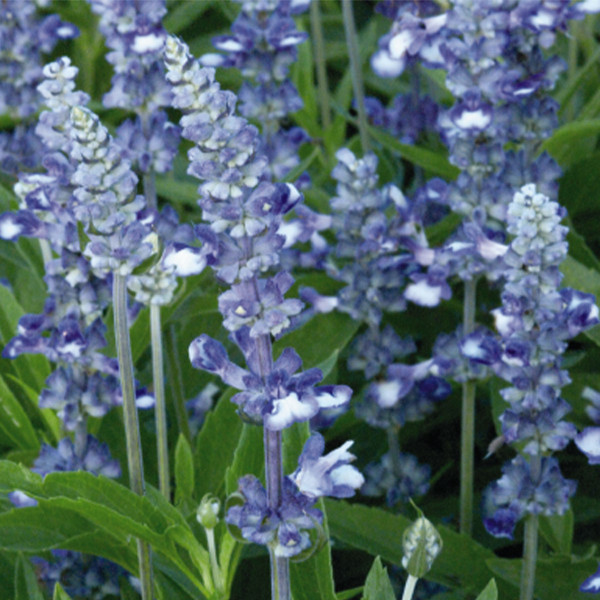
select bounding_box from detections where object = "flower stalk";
[342,0,370,152]
[113,273,154,599]
[310,0,331,130]
[150,303,170,500]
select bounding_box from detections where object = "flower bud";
[197,494,220,530]
[402,506,442,578]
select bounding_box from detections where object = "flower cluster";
[0,0,77,175]
[88,0,179,175]
[227,432,363,558]
[202,0,310,181]
[461,184,598,538]
[299,148,450,505]
[165,34,363,559]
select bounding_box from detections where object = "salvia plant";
[2,2,600,600]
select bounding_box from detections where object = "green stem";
[460,277,477,536]
[113,273,155,599]
[206,527,225,597]
[166,325,192,443]
[401,574,419,600]
[310,0,331,130]
[520,454,541,600]
[151,303,170,500]
[341,0,370,152]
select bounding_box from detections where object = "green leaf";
[541,120,600,168]
[15,553,44,600]
[475,579,498,600]
[53,583,73,600]
[337,587,363,600]
[275,311,360,370]
[292,30,319,137]
[175,433,195,507]
[225,423,264,495]
[539,510,574,555]
[325,500,514,598]
[0,284,50,390]
[487,555,598,600]
[164,0,215,33]
[0,374,39,451]
[195,390,243,500]
[367,126,459,180]
[361,557,395,600]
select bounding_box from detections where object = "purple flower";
[291,433,364,499]
[575,427,600,465]
[226,474,322,558]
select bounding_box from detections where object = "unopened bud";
[197,494,220,530]
[402,504,442,578]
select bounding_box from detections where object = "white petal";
[405,280,442,307]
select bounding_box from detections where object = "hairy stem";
[401,574,419,600]
[113,273,154,599]
[206,527,225,597]
[310,0,331,130]
[151,303,170,500]
[520,454,541,600]
[460,277,477,536]
[342,0,370,152]
[255,332,290,600]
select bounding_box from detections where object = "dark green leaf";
[53,583,73,600]
[541,120,600,168]
[0,374,39,451]
[337,587,363,600]
[0,284,50,389]
[475,579,498,600]
[367,126,459,180]
[275,311,360,370]
[225,423,264,495]
[487,555,598,600]
[196,390,243,500]
[325,500,514,598]
[175,433,195,506]
[361,557,395,600]
[539,510,574,555]
[15,553,44,600]
[164,0,215,33]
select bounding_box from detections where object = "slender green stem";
[520,454,541,600]
[206,527,225,597]
[341,0,370,152]
[166,325,192,443]
[401,574,419,600]
[113,273,155,599]
[151,303,170,500]
[460,277,477,536]
[520,513,539,600]
[566,22,578,122]
[254,331,290,600]
[310,0,331,130]
[265,429,290,600]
